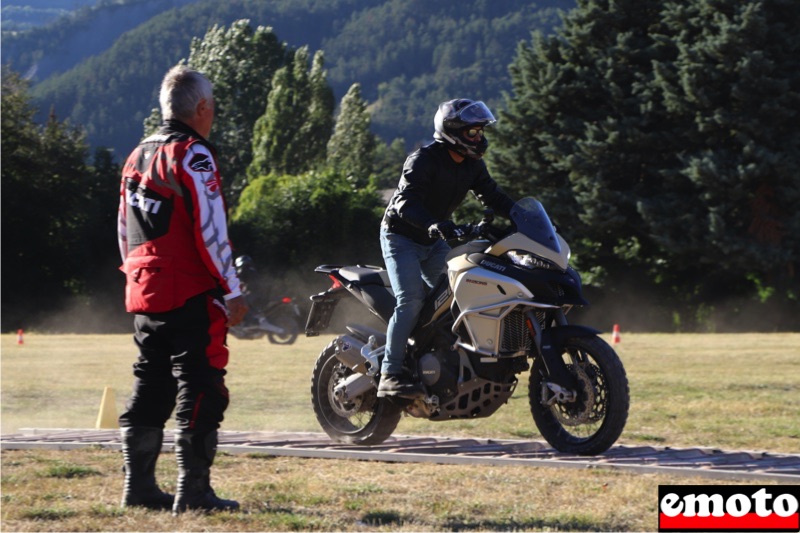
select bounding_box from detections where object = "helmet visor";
[456,101,496,126]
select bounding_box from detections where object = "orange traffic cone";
[611,324,621,345]
[17,329,24,345]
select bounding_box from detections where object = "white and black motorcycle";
[306,197,629,455]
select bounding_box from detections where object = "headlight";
[505,250,558,271]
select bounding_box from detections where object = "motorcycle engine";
[418,348,459,403]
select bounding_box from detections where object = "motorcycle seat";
[339,265,391,287]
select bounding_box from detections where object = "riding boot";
[120,426,174,510]
[172,430,240,514]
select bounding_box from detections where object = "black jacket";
[382,142,515,244]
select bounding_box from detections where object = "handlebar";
[452,209,498,243]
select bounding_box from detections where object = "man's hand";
[428,220,461,241]
[226,295,249,327]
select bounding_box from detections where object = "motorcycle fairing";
[467,253,588,307]
[409,273,453,334]
[486,198,570,270]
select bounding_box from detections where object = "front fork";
[525,310,599,401]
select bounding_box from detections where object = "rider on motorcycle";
[378,99,516,398]
[234,255,278,330]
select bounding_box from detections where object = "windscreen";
[509,197,561,254]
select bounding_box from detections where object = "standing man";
[378,99,516,398]
[117,65,247,513]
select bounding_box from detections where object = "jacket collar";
[158,119,217,154]
[160,119,205,140]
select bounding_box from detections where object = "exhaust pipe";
[333,335,380,375]
[332,335,380,402]
[333,373,377,402]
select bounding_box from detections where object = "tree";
[650,0,800,299]
[372,137,408,189]
[249,64,299,178]
[1,71,121,331]
[301,50,336,170]
[491,0,800,329]
[188,19,289,197]
[327,83,377,187]
[143,19,289,199]
[249,47,335,178]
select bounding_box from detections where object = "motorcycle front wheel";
[529,335,629,455]
[311,341,402,445]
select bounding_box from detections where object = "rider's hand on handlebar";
[428,220,471,241]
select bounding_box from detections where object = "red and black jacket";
[117,120,241,313]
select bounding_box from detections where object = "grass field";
[2,332,798,451]
[2,332,799,531]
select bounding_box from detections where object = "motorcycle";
[305,197,629,455]
[229,295,304,345]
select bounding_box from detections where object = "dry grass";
[2,332,799,531]
[2,332,798,452]
[0,447,781,532]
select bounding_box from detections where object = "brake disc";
[550,363,596,427]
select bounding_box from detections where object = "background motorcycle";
[229,296,304,344]
[229,255,304,344]
[305,197,629,455]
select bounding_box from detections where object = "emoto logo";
[658,485,799,532]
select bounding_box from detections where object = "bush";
[231,169,385,273]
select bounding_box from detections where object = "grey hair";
[159,65,213,122]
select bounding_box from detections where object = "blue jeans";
[380,227,450,376]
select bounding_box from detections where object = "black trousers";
[119,291,230,433]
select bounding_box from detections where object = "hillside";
[1,0,572,157]
[2,0,197,80]
[1,0,96,32]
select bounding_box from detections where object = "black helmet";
[433,99,496,159]
[234,255,256,276]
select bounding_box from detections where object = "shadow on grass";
[359,510,403,527]
[359,512,611,531]
[441,515,609,532]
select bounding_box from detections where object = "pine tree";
[1,71,112,329]
[493,0,676,277]
[651,0,800,293]
[492,0,800,327]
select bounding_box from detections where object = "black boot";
[172,430,239,514]
[377,372,424,398]
[120,426,174,510]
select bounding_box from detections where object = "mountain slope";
[6,0,573,156]
[2,0,196,79]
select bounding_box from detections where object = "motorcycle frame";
[306,262,590,393]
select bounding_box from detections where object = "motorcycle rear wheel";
[266,314,299,345]
[529,335,629,455]
[311,342,402,445]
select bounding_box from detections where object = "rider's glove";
[428,220,464,241]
